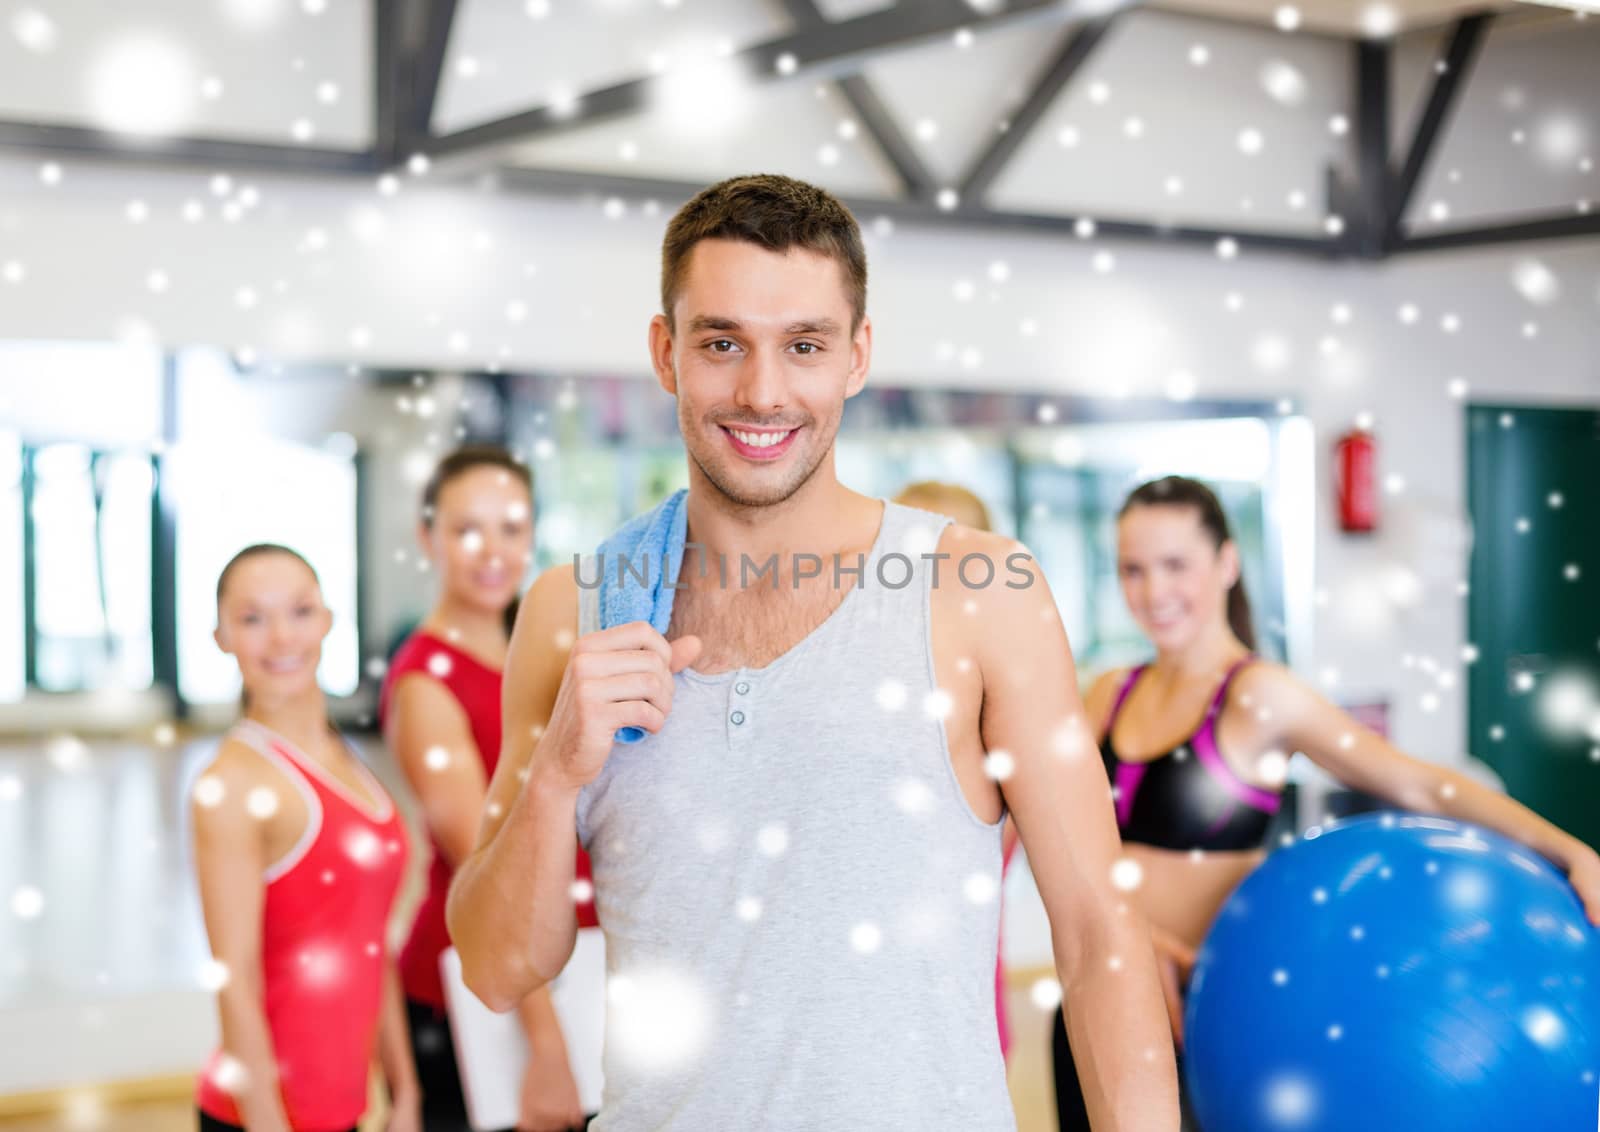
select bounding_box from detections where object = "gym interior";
[1,1,1597,1129]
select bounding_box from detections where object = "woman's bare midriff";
[1123,843,1267,949]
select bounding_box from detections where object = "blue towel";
[595,488,689,743]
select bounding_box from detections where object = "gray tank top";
[575,500,1015,1131]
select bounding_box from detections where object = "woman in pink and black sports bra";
[1051,476,1600,1131]
[192,544,418,1132]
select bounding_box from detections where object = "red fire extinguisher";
[1335,428,1378,532]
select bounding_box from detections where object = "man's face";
[650,237,871,509]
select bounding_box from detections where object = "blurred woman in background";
[1051,475,1600,1130]
[193,544,417,1132]
[382,447,593,1132]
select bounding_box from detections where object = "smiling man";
[448,174,1178,1131]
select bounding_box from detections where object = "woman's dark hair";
[216,542,320,605]
[1118,476,1255,651]
[216,543,322,710]
[420,446,534,635]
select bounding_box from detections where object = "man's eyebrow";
[685,316,843,336]
[687,316,741,333]
[784,318,842,336]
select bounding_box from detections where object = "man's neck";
[678,471,882,596]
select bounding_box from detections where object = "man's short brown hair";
[660,174,868,331]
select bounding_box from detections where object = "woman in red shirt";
[193,544,418,1132]
[381,447,595,1132]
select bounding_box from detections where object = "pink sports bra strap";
[1206,655,1256,717]
[1103,665,1147,739]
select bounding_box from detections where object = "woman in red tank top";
[380,447,595,1132]
[192,544,418,1132]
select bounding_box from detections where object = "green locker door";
[1467,404,1600,850]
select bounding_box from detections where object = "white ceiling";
[1401,15,1600,226]
[856,18,1074,186]
[1158,0,1511,36]
[506,77,904,196]
[986,8,1351,231]
[0,0,1593,235]
[434,0,793,135]
[0,0,371,145]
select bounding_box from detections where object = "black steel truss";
[776,0,938,201]
[959,16,1117,206]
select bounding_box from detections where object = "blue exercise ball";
[1183,813,1599,1131]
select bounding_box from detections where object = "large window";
[171,438,361,705]
[1013,417,1290,670]
[29,444,154,693]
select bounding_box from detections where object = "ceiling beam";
[499,165,1340,257]
[422,0,1093,174]
[959,16,1116,206]
[410,0,460,137]
[775,0,937,200]
[1349,38,1392,258]
[0,120,377,176]
[1399,209,1600,253]
[835,73,939,200]
[1389,12,1492,236]
[373,0,404,167]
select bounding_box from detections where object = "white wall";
[4,152,1597,756]
[2,153,1597,966]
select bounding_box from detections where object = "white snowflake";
[245,787,279,819]
[199,958,231,991]
[983,750,1016,781]
[963,873,997,905]
[1110,858,1143,892]
[875,680,908,712]
[756,823,789,858]
[11,886,44,919]
[849,922,882,954]
[343,828,383,867]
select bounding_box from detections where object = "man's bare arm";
[447,564,585,1010]
[970,534,1180,1130]
[446,564,700,1011]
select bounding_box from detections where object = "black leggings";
[1052,1004,1195,1131]
[407,997,594,1132]
[408,997,501,1132]
[198,1113,353,1132]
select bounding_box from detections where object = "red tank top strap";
[229,719,318,796]
[1102,664,1147,740]
[232,719,394,823]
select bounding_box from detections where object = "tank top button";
[730,710,746,726]
[734,681,750,695]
